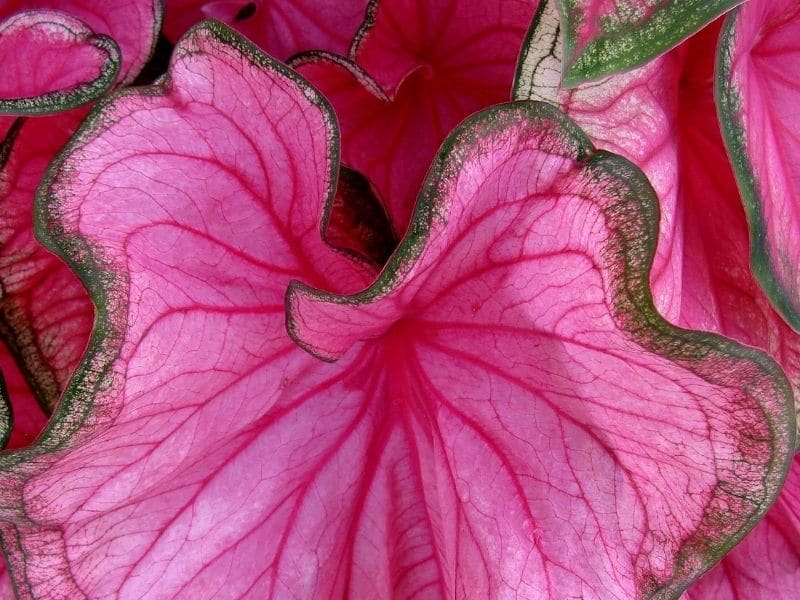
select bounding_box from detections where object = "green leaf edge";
[0,18,347,595]
[715,7,800,331]
[286,100,795,597]
[557,0,744,87]
[0,11,121,116]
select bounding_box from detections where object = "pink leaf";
[163,0,369,60]
[516,7,800,594]
[294,0,537,236]
[287,100,793,596]
[717,0,800,331]
[0,10,119,115]
[1,20,793,600]
[0,561,13,600]
[556,0,745,85]
[1,1,163,84]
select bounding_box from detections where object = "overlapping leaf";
[0,1,162,84]
[293,0,537,236]
[556,0,744,85]
[717,0,800,331]
[516,5,800,595]
[0,10,119,115]
[163,0,369,60]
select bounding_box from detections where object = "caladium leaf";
[0,112,94,417]
[1,1,163,84]
[288,101,794,597]
[0,10,119,115]
[294,0,536,237]
[556,0,744,86]
[0,20,791,598]
[517,10,800,595]
[717,0,800,331]
[513,0,684,321]
[163,0,369,60]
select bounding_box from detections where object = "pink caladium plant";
[0,18,793,599]
[0,0,799,598]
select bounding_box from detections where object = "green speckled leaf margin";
[287,100,795,596]
[0,14,120,116]
[12,18,343,459]
[715,9,800,331]
[557,0,743,86]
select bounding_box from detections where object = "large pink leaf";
[516,8,800,595]
[716,0,800,331]
[0,112,94,420]
[288,101,795,596]
[163,0,369,60]
[556,0,744,85]
[1,1,163,84]
[0,10,119,115]
[294,0,537,236]
[0,21,792,598]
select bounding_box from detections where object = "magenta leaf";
[0,562,12,600]
[0,112,95,418]
[556,0,744,86]
[684,457,800,598]
[1,1,163,84]
[294,0,536,236]
[716,0,800,331]
[0,10,119,115]
[163,0,369,60]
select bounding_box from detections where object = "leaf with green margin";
[0,110,95,444]
[0,1,164,85]
[716,0,800,332]
[0,10,119,116]
[288,101,794,597]
[516,10,800,595]
[513,0,684,323]
[556,0,744,86]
